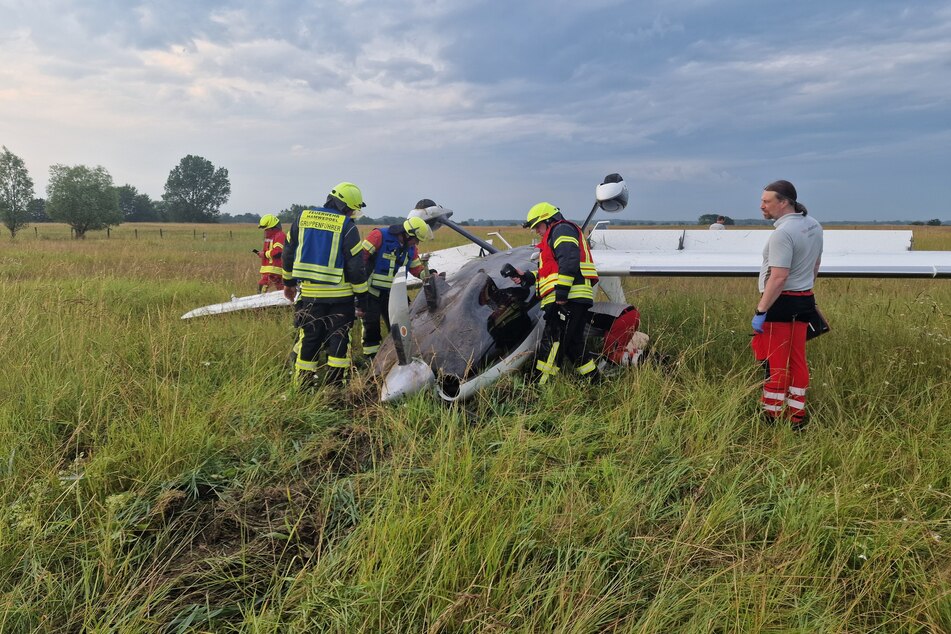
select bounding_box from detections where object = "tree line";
[0,146,485,239]
[0,148,231,238]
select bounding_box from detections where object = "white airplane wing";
[181,291,292,319]
[391,242,492,289]
[183,229,949,319]
[589,229,951,278]
[182,241,495,319]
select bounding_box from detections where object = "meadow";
[1,222,949,632]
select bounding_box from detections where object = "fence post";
[160,228,163,238]
[193,229,196,239]
[230,230,233,240]
[34,227,38,237]
[107,227,110,238]
[134,228,138,239]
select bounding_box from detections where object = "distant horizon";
[212,213,948,227]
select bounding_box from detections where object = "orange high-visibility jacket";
[535,219,598,307]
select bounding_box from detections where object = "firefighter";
[255,214,285,292]
[282,182,369,387]
[751,180,824,429]
[510,202,600,383]
[359,207,434,358]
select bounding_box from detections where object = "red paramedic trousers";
[754,321,809,423]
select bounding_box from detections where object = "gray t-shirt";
[758,213,823,292]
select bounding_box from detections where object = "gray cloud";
[1,0,949,220]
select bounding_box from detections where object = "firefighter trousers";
[258,273,284,292]
[534,302,598,382]
[293,299,355,386]
[361,290,391,357]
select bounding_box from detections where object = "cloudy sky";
[2,0,949,221]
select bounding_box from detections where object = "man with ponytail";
[751,180,823,429]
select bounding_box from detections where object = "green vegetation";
[0,146,35,238]
[162,155,231,223]
[46,164,122,239]
[1,224,949,632]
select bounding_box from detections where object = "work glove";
[751,311,767,333]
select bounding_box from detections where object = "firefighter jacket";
[535,219,598,307]
[360,226,427,296]
[259,227,285,275]
[282,207,369,304]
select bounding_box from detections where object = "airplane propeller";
[380,273,436,402]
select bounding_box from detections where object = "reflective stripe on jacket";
[536,219,598,307]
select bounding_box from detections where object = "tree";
[219,212,261,223]
[28,198,49,222]
[117,184,160,222]
[926,218,942,226]
[698,213,733,226]
[0,146,35,238]
[279,204,315,224]
[162,155,230,222]
[152,199,169,222]
[46,164,122,239]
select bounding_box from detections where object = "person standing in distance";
[511,202,601,383]
[751,180,823,428]
[282,182,369,388]
[709,215,727,230]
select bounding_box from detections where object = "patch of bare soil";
[142,422,385,625]
[298,423,382,478]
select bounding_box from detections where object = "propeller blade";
[388,278,412,366]
[382,276,435,401]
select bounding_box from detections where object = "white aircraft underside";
[182,228,950,320]
[587,228,951,278]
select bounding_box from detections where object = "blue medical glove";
[751,311,767,333]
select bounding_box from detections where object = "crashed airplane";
[373,176,647,402]
[182,174,951,404]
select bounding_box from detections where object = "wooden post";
[193,229,196,239]
[34,227,38,237]
[230,230,233,240]
[107,227,111,238]
[134,228,138,239]
[160,228,163,238]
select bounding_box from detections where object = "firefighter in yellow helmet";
[510,202,600,383]
[358,201,435,358]
[255,214,285,292]
[282,182,370,387]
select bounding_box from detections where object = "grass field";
[2,222,949,632]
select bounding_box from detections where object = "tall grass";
[1,224,949,632]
